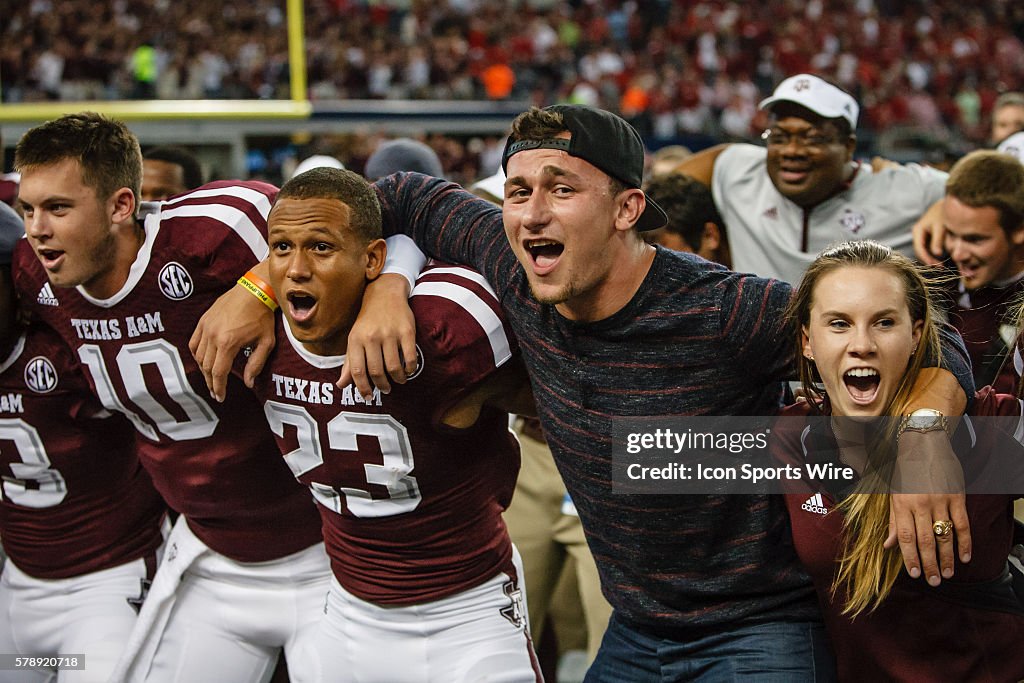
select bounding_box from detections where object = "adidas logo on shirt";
[801,492,828,515]
[37,283,58,307]
[762,207,778,220]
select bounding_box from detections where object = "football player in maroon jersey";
[0,199,166,682]
[249,166,541,682]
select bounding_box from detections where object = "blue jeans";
[585,613,837,682]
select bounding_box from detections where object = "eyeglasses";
[761,129,839,149]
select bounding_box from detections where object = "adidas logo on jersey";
[37,283,59,307]
[762,207,778,220]
[801,492,828,515]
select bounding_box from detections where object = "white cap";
[471,168,506,203]
[997,131,1024,164]
[292,154,346,178]
[759,74,859,129]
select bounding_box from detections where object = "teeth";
[845,368,878,378]
[527,239,559,248]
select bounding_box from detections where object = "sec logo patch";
[159,262,194,300]
[24,356,58,393]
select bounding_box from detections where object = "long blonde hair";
[785,240,942,616]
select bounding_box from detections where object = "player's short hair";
[643,174,722,251]
[278,167,382,243]
[143,145,204,190]
[994,92,1024,112]
[945,150,1024,233]
[14,112,142,207]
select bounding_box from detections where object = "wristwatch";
[897,409,948,439]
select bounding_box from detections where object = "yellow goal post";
[0,0,311,123]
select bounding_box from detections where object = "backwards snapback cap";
[501,104,668,231]
[758,74,859,129]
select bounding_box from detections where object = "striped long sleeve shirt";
[373,172,970,635]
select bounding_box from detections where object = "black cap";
[501,104,667,231]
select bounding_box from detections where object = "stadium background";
[2,0,1023,185]
[2,1,1023,680]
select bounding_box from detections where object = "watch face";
[907,415,942,429]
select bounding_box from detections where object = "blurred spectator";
[4,0,1022,149]
[291,154,345,179]
[991,92,1024,145]
[644,173,731,268]
[941,150,1024,392]
[0,172,18,211]
[648,145,693,179]
[470,167,505,204]
[480,60,516,100]
[364,138,444,180]
[130,44,158,99]
[142,146,204,201]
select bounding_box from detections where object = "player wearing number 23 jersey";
[249,166,540,682]
[256,264,521,602]
[253,263,540,682]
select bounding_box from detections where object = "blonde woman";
[774,240,1024,682]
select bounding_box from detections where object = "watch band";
[896,409,949,441]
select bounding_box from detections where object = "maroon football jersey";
[252,264,521,605]
[13,181,322,563]
[0,323,165,579]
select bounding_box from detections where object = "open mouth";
[956,263,979,280]
[524,239,564,274]
[779,167,810,183]
[286,291,318,324]
[843,367,880,404]
[37,248,65,269]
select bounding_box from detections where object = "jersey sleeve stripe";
[416,266,500,300]
[162,185,273,219]
[411,281,512,366]
[159,204,269,260]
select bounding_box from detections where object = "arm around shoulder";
[672,144,731,186]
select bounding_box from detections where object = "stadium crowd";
[3,0,1024,146]
[4,0,1024,680]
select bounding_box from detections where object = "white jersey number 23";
[263,402,421,518]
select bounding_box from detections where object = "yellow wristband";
[237,275,279,311]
